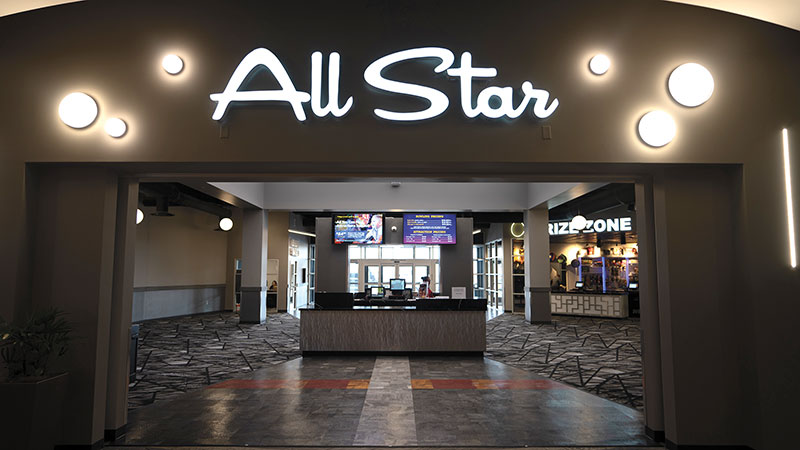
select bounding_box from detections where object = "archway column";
[240,209,269,324]
[524,205,552,323]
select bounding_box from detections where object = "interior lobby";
[1,1,799,450]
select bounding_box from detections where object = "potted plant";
[0,307,72,450]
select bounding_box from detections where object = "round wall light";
[58,92,98,129]
[638,110,676,147]
[570,215,588,231]
[162,54,184,75]
[589,54,610,75]
[136,208,144,225]
[219,217,234,231]
[510,222,525,238]
[105,117,127,138]
[668,63,714,107]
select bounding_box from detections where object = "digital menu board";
[333,214,384,244]
[403,214,456,244]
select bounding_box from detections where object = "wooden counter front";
[299,308,486,353]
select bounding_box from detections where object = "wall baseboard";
[104,424,127,441]
[54,439,103,450]
[645,426,665,442]
[132,285,226,322]
[665,440,753,450]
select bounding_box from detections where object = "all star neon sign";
[210,47,559,122]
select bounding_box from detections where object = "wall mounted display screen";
[403,213,457,244]
[333,214,384,244]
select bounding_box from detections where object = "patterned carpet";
[128,312,301,409]
[128,311,642,412]
[485,314,643,410]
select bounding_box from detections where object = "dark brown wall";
[1,1,799,448]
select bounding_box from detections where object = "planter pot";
[0,372,68,450]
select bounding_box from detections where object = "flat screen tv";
[403,213,457,244]
[333,213,384,244]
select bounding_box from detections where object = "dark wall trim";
[241,286,266,292]
[133,284,225,292]
[54,439,103,450]
[529,287,552,293]
[104,424,127,442]
[665,440,753,450]
[645,426,665,442]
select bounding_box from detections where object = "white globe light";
[136,208,144,225]
[219,217,233,231]
[589,54,610,75]
[105,117,127,138]
[638,110,677,147]
[668,63,714,107]
[570,215,588,231]
[510,222,525,238]
[58,92,98,129]
[162,54,184,75]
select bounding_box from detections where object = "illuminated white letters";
[363,47,455,121]
[311,51,353,117]
[447,52,559,119]
[550,217,633,236]
[211,46,559,123]
[210,48,311,121]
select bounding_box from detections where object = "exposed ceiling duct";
[139,183,233,219]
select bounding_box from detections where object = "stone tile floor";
[485,314,643,410]
[119,355,652,447]
[128,312,301,409]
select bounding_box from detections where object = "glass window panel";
[415,265,429,279]
[349,263,359,283]
[348,246,361,260]
[348,284,360,293]
[382,266,395,283]
[365,247,380,259]
[473,246,478,259]
[433,246,440,259]
[366,266,380,283]
[381,246,394,259]
[415,247,430,259]
[398,266,413,284]
[473,260,478,273]
[436,263,440,284]
[395,246,414,259]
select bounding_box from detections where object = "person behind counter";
[418,276,433,298]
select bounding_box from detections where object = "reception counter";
[300,299,486,353]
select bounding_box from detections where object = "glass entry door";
[348,244,441,294]
[355,260,437,294]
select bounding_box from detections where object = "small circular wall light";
[510,222,525,238]
[58,92,98,129]
[104,117,127,138]
[668,63,714,107]
[162,54,184,75]
[589,54,611,75]
[136,208,144,225]
[570,215,588,231]
[638,110,676,147]
[219,217,234,231]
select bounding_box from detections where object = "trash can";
[129,324,140,382]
